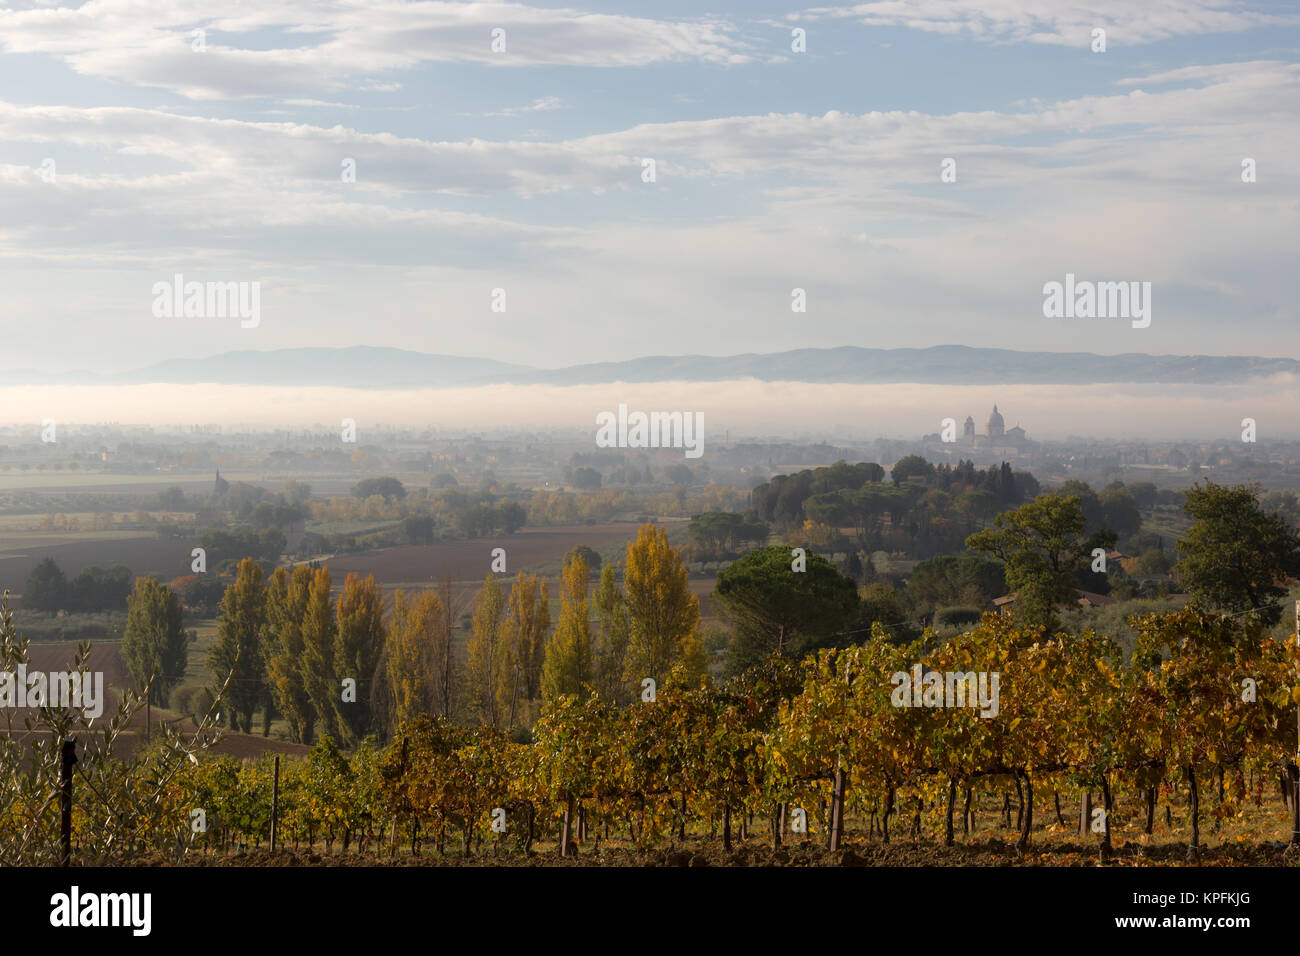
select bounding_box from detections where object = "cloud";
[0,57,1296,368]
[797,0,1300,46]
[484,96,569,117]
[0,0,753,100]
[2,55,1294,222]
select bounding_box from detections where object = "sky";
[0,0,1298,375]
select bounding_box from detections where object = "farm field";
[0,473,221,492]
[0,532,183,595]
[323,521,648,586]
[320,522,722,627]
[9,642,310,760]
[0,529,160,552]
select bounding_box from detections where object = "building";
[987,405,1004,439]
[921,403,1036,459]
[963,405,1032,452]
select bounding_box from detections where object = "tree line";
[155,524,709,742]
[23,558,133,613]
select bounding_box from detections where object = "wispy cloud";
[0,0,754,100]
[0,0,1295,373]
[797,0,1300,46]
[484,96,569,117]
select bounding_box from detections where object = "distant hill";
[516,346,1300,386]
[13,345,1300,388]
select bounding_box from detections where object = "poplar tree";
[265,565,315,743]
[386,588,444,731]
[593,564,631,704]
[301,566,338,742]
[123,577,188,707]
[206,558,266,732]
[465,575,508,730]
[623,523,703,688]
[433,574,463,718]
[542,553,593,702]
[502,572,551,705]
[334,573,388,744]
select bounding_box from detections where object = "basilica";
[919,404,1035,460]
[960,404,1030,450]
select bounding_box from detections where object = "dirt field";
[0,533,183,595]
[320,522,722,617]
[138,837,1300,867]
[324,522,645,585]
[5,642,310,761]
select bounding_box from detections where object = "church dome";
[987,404,1005,437]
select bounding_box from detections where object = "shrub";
[934,605,983,627]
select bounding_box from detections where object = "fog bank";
[0,378,1294,441]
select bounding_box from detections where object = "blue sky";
[0,0,1297,373]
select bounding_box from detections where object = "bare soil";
[323,522,644,585]
[137,837,1300,866]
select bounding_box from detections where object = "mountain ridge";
[9,345,1297,388]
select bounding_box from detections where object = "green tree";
[688,512,768,556]
[264,565,315,743]
[890,455,934,485]
[905,554,1005,619]
[713,545,860,674]
[1175,481,1300,627]
[1099,486,1142,538]
[68,564,133,612]
[401,515,436,545]
[351,477,406,501]
[542,553,594,701]
[122,577,188,706]
[1135,547,1172,577]
[206,558,267,732]
[1058,480,1104,533]
[279,479,313,505]
[386,589,444,731]
[966,494,1114,632]
[301,567,338,742]
[860,582,913,642]
[23,557,67,612]
[466,575,508,730]
[593,565,631,704]
[1127,481,1159,511]
[333,573,388,745]
[327,572,382,743]
[565,544,603,576]
[501,572,550,708]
